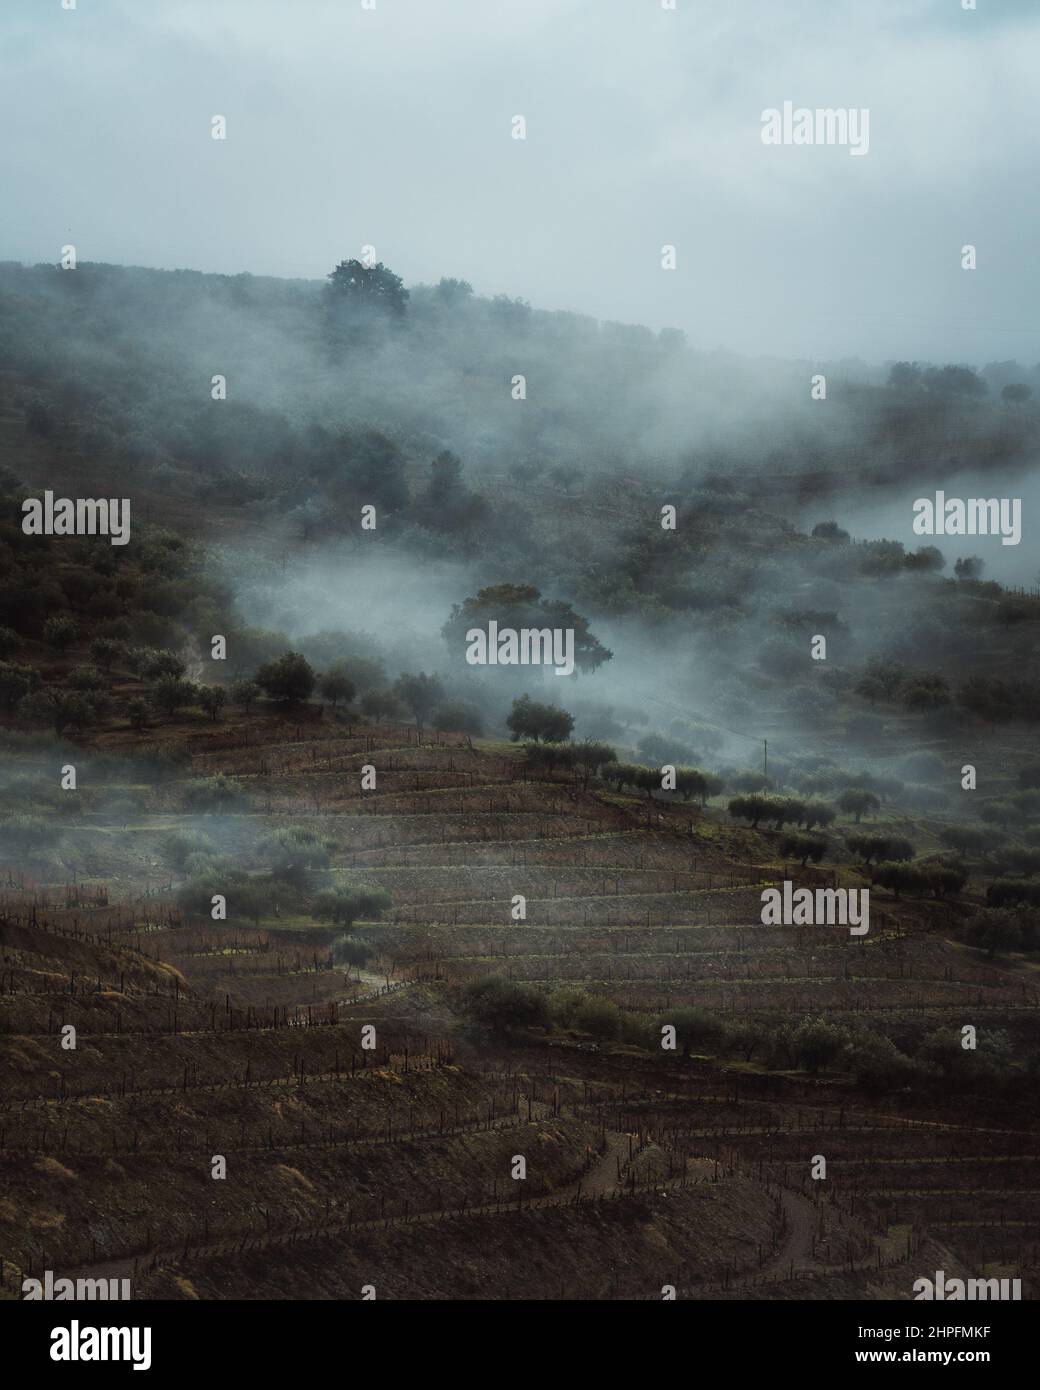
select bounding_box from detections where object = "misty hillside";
[1,255,1039,780]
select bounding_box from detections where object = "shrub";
[846,833,913,865]
[229,679,261,709]
[0,662,39,713]
[177,869,268,924]
[331,934,374,968]
[255,652,317,703]
[873,861,928,898]
[800,800,836,830]
[838,788,880,822]
[311,883,390,928]
[261,827,333,885]
[574,996,623,1042]
[360,689,407,721]
[791,1015,850,1074]
[151,677,199,716]
[845,1032,916,1094]
[33,688,94,735]
[127,696,149,731]
[43,615,78,650]
[939,824,999,856]
[962,907,1027,959]
[506,693,574,743]
[89,637,128,671]
[524,742,576,776]
[68,664,106,693]
[432,699,484,735]
[142,649,186,681]
[919,858,968,899]
[660,1007,724,1059]
[317,666,356,709]
[987,878,1040,909]
[393,672,445,732]
[160,830,207,873]
[197,685,227,721]
[460,976,549,1034]
[779,834,826,866]
[181,774,246,812]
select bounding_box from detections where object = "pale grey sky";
[1,0,1037,364]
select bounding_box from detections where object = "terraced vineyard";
[2,711,1036,1299]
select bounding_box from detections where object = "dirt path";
[61,1120,646,1285]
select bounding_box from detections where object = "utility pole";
[763,738,768,785]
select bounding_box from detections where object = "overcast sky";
[1,0,1036,364]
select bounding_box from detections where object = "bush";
[393,672,445,732]
[127,696,149,731]
[962,907,1028,959]
[524,742,576,777]
[89,637,128,671]
[574,996,623,1042]
[181,774,246,812]
[255,652,316,703]
[177,869,268,924]
[317,666,356,709]
[873,861,928,898]
[939,824,999,856]
[728,795,804,830]
[918,858,968,899]
[987,878,1040,909]
[229,679,261,709]
[68,664,106,693]
[672,767,723,805]
[431,699,484,735]
[0,662,39,713]
[460,976,549,1034]
[918,1025,1014,1089]
[33,688,94,735]
[571,740,618,790]
[791,1015,849,1074]
[727,794,773,829]
[997,847,1040,878]
[261,827,332,885]
[547,986,591,1028]
[331,934,374,968]
[151,677,199,716]
[360,689,407,721]
[311,883,390,928]
[660,1007,724,1058]
[844,1032,916,1094]
[838,788,880,822]
[43,615,78,650]
[846,833,913,865]
[801,800,836,830]
[779,834,826,866]
[506,693,574,743]
[160,830,207,872]
[141,649,186,681]
[197,685,227,721]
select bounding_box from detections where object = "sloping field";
[1,718,1036,1298]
